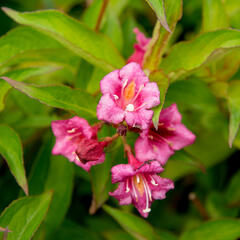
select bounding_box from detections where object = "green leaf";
[144,0,182,71]
[3,8,125,72]
[228,81,240,147]
[160,29,240,81]
[42,155,74,235]
[0,26,63,68]
[150,71,169,129]
[0,66,59,111]
[104,11,123,52]
[202,0,229,32]
[89,127,121,214]
[224,0,240,29]
[0,124,28,195]
[103,205,158,240]
[103,230,135,240]
[50,219,101,240]
[145,0,171,32]
[0,192,52,240]
[226,170,240,207]
[205,192,238,219]
[1,77,97,119]
[180,219,240,240]
[27,135,53,195]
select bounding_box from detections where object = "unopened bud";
[117,124,127,136]
[76,138,106,164]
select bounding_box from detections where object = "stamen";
[134,103,147,111]
[67,128,76,133]
[150,176,158,186]
[166,127,175,131]
[113,94,119,100]
[136,175,140,183]
[121,78,129,97]
[75,155,81,162]
[131,177,138,201]
[126,179,130,193]
[130,84,144,104]
[142,175,152,213]
[125,104,135,112]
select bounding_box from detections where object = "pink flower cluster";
[51,29,195,218]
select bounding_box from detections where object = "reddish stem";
[95,0,109,32]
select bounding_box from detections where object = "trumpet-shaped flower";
[97,62,160,130]
[110,152,174,218]
[135,104,196,165]
[127,28,150,66]
[51,116,106,171]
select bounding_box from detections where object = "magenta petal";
[100,70,121,95]
[109,182,132,205]
[134,28,150,47]
[51,117,93,162]
[159,104,182,125]
[75,153,105,172]
[139,82,160,108]
[166,123,196,150]
[135,135,174,165]
[119,62,149,88]
[137,160,164,174]
[127,48,145,66]
[135,136,156,162]
[51,116,92,138]
[125,109,153,130]
[111,164,135,183]
[97,94,125,124]
[151,176,174,200]
[52,136,77,161]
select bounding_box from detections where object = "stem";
[189,192,209,220]
[95,0,109,32]
[104,133,119,143]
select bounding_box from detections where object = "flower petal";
[100,70,121,95]
[119,62,149,88]
[97,94,125,124]
[111,164,135,183]
[51,116,92,138]
[159,103,182,125]
[166,123,196,150]
[134,28,150,48]
[75,153,105,172]
[127,47,145,66]
[151,176,174,200]
[136,135,174,165]
[109,182,132,205]
[137,161,164,174]
[138,82,160,108]
[125,109,153,130]
[135,136,156,162]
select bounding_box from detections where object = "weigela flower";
[127,28,150,66]
[97,62,160,130]
[110,152,174,218]
[51,116,107,171]
[135,104,196,165]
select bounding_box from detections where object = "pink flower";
[97,62,160,130]
[51,116,106,171]
[135,104,196,165]
[127,28,150,66]
[109,152,174,218]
